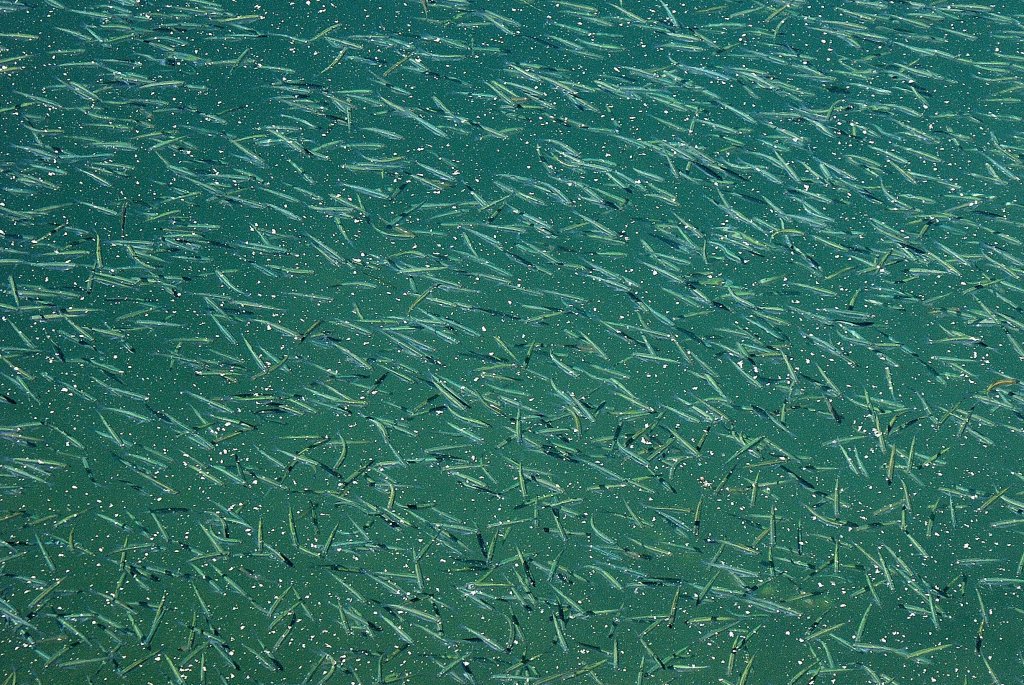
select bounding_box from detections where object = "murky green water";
[2,1,1023,683]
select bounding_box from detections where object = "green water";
[1,0,1023,683]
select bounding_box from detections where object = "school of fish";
[2,0,1024,683]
